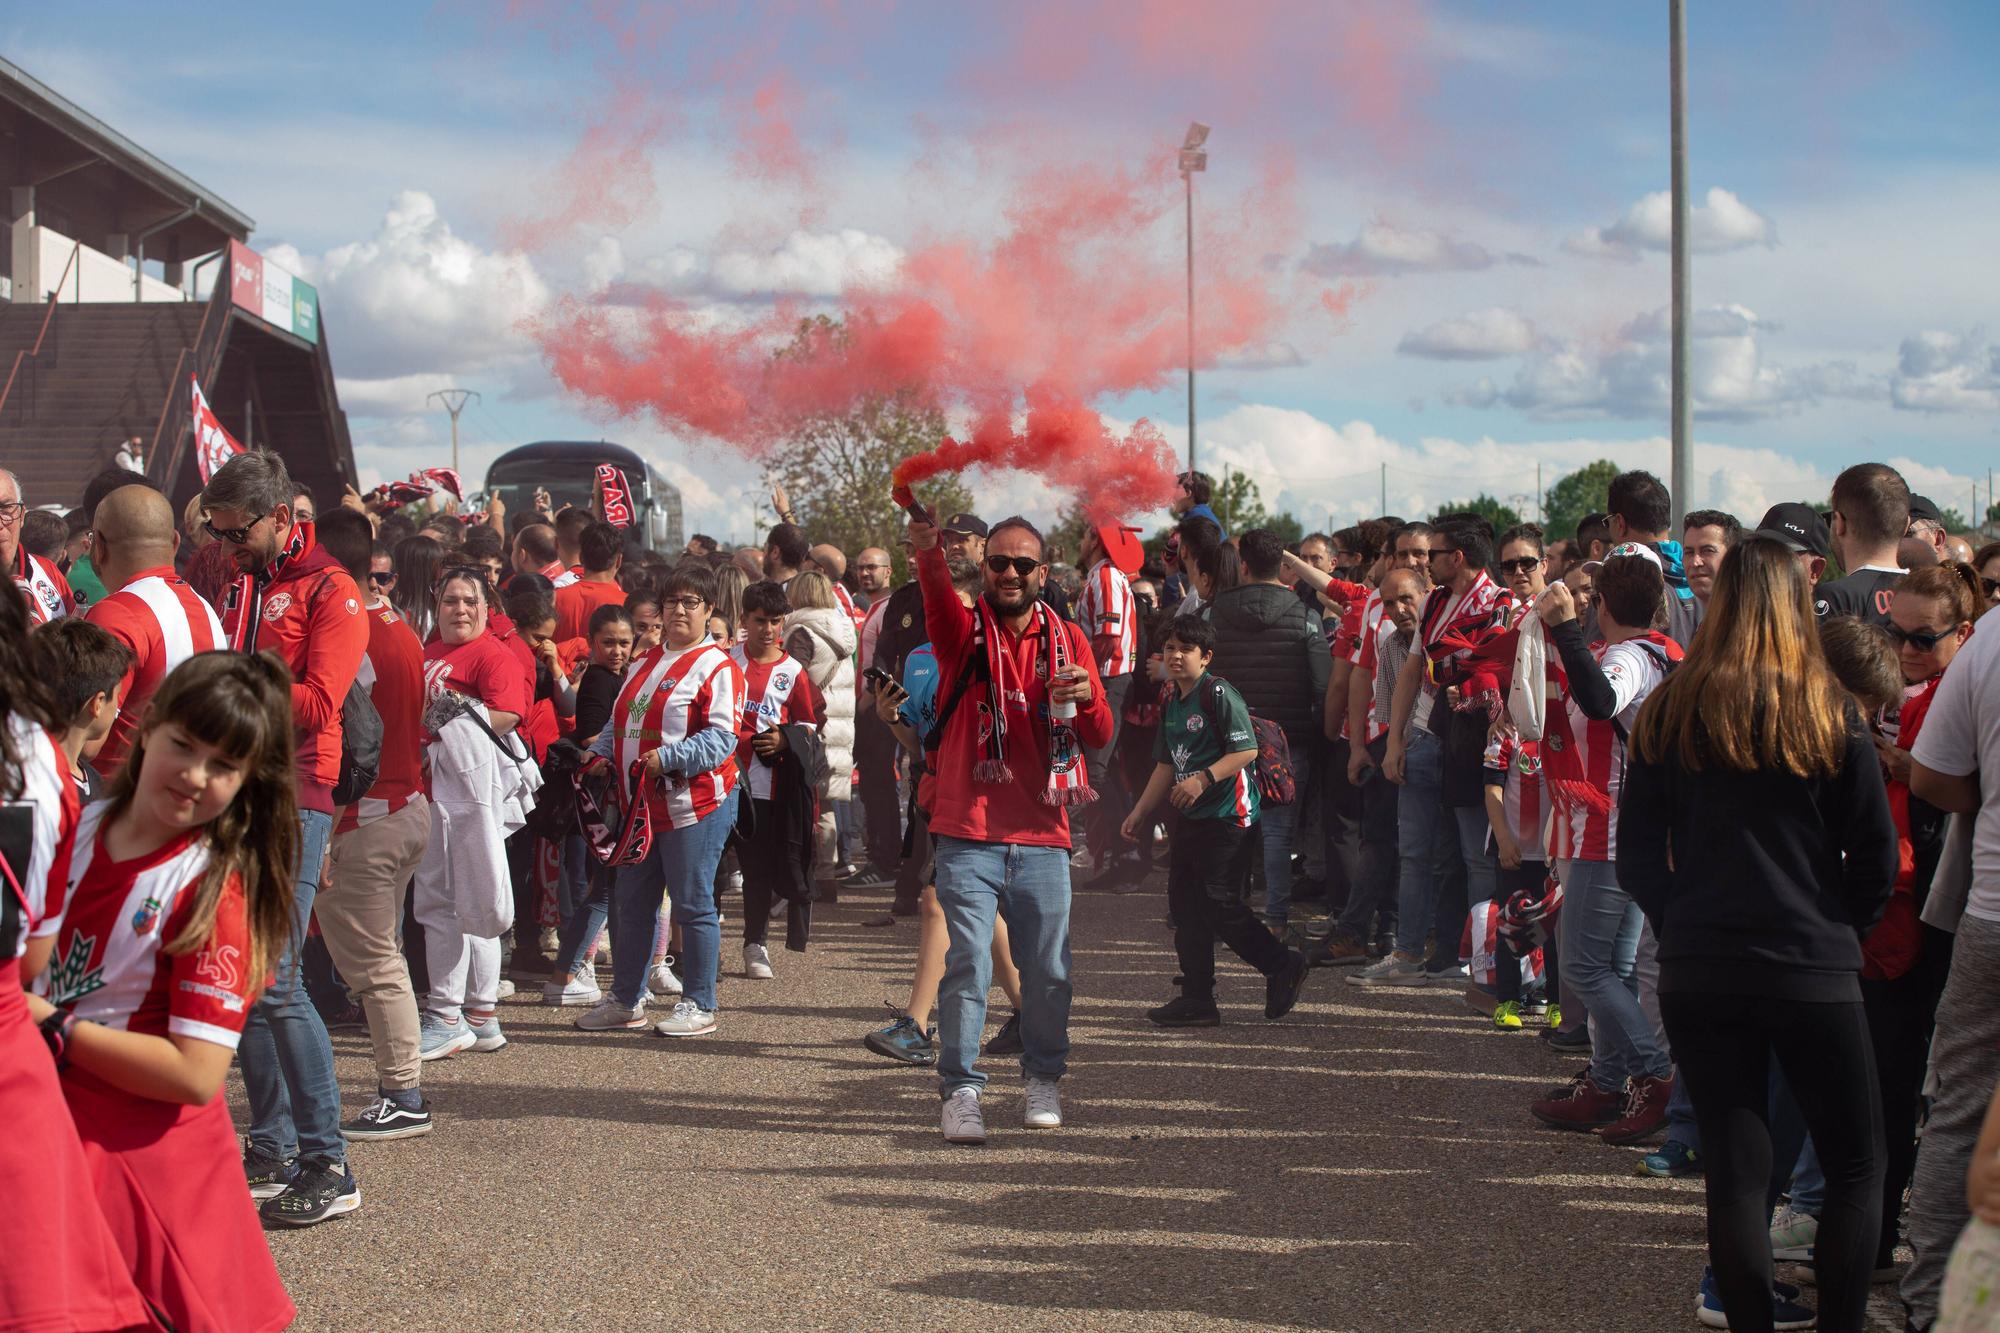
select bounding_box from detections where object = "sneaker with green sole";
[1492,1000,1524,1031]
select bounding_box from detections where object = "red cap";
[1097,522,1144,575]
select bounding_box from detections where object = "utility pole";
[1179,123,1209,476]
[1536,460,1543,524]
[1379,462,1386,516]
[427,388,480,478]
[1669,0,1693,529]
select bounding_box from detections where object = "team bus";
[482,440,683,554]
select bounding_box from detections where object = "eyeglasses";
[1497,556,1542,575]
[369,571,395,586]
[1887,624,1958,652]
[662,595,707,611]
[202,513,268,544]
[1984,577,2000,599]
[0,501,23,525]
[986,555,1042,577]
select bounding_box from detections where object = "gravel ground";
[247,877,1910,1332]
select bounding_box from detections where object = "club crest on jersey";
[1185,713,1205,733]
[262,592,294,622]
[131,893,165,935]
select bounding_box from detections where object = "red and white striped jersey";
[729,647,825,801]
[85,566,225,776]
[6,713,78,958]
[48,803,255,1050]
[612,640,743,829]
[1348,589,1384,667]
[1484,727,1546,863]
[1078,559,1139,677]
[1547,638,1669,863]
[831,581,867,636]
[14,547,73,625]
[1354,608,1395,744]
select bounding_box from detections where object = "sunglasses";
[1984,578,2000,599]
[986,555,1042,577]
[1497,556,1542,575]
[1886,624,1957,652]
[202,513,267,544]
[368,571,395,586]
[1426,548,1460,562]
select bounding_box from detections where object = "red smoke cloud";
[508,2,1434,521]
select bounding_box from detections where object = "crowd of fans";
[6,449,2000,1331]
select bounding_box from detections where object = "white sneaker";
[1347,952,1428,987]
[1024,1077,1063,1129]
[1769,1203,1819,1262]
[744,943,774,980]
[537,927,559,954]
[541,969,602,1007]
[494,979,516,1001]
[654,999,718,1037]
[648,959,683,998]
[941,1087,986,1144]
[574,998,648,1031]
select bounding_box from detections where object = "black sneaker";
[1265,948,1312,1020]
[1542,1024,1592,1051]
[243,1151,297,1202]
[862,1014,936,1066]
[983,1010,1024,1056]
[341,1095,434,1142]
[1147,994,1222,1027]
[260,1157,361,1228]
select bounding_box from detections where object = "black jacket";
[1205,582,1331,740]
[1618,717,1897,1001]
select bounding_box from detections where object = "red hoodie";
[917,545,1112,848]
[221,522,368,813]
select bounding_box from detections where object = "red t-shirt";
[338,602,427,833]
[554,578,629,644]
[487,622,553,760]
[422,631,532,728]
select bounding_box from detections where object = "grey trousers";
[1902,913,2000,1327]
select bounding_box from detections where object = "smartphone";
[863,666,898,692]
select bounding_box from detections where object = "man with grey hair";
[0,466,75,623]
[204,449,370,1228]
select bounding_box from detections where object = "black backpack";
[332,681,382,806]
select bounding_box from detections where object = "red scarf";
[1541,630,1682,818]
[969,598,1094,807]
[221,521,314,651]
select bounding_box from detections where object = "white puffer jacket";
[785,605,856,801]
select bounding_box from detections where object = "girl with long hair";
[0,577,151,1332]
[1620,536,1897,1333]
[711,559,749,644]
[30,649,301,1331]
[391,534,446,642]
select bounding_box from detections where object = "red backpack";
[1197,678,1296,807]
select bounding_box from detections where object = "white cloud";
[618,228,905,301]
[1564,187,1777,262]
[1443,303,1872,422]
[336,373,464,418]
[1890,329,2000,412]
[288,190,550,381]
[1302,221,1538,277]
[1396,307,1539,360]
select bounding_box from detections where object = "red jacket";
[917,545,1112,848]
[224,523,368,813]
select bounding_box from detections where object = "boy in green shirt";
[1122,615,1310,1026]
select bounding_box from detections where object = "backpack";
[1608,638,1683,746]
[525,737,587,839]
[1198,677,1296,807]
[301,573,383,807]
[572,753,656,867]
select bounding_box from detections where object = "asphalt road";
[246,876,1910,1332]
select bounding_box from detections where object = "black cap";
[1754,502,1830,559]
[1907,493,1942,526]
[942,513,988,538]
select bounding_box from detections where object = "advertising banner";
[227,239,319,345]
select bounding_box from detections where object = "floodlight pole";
[1179,122,1209,476]
[1669,0,1692,529]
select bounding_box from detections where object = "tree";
[1431,493,1523,534]
[1939,506,1970,532]
[1542,459,1622,547]
[1210,471,1304,546]
[763,317,971,583]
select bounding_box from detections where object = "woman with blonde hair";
[1620,535,1898,1333]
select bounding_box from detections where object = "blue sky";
[11,2,2000,539]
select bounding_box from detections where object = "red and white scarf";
[221,521,312,651]
[969,598,1094,807]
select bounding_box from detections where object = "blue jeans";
[1557,857,1670,1092]
[242,808,345,1167]
[555,834,609,978]
[1259,738,1312,925]
[1392,729,1450,958]
[610,790,737,1012]
[1666,1075,1704,1151]
[933,835,1072,1097]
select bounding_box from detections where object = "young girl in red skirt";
[0,579,150,1332]
[28,649,301,1333]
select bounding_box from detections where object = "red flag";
[190,375,245,483]
[417,467,463,500]
[596,463,634,528]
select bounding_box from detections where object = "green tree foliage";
[1430,493,1523,534]
[1211,472,1304,546]
[1541,459,1623,547]
[764,317,970,582]
[1939,506,1970,532]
